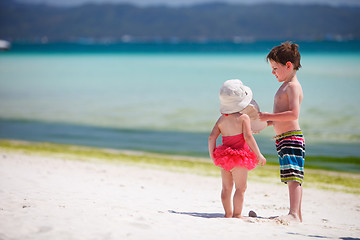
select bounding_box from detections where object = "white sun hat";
[219,79,267,132]
[219,79,253,114]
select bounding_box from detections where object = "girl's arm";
[242,115,266,166]
[208,122,221,160]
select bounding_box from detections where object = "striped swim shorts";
[275,130,305,185]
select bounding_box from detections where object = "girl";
[208,79,266,218]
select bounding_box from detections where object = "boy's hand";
[259,112,271,121]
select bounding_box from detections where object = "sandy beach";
[0,151,359,240]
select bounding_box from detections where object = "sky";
[15,0,360,7]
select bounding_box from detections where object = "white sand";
[0,152,359,240]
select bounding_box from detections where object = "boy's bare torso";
[273,80,303,135]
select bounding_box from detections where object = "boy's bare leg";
[288,181,302,221]
[231,167,248,218]
[220,168,234,218]
[277,181,302,223]
[299,184,303,222]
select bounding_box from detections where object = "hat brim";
[240,100,267,132]
[250,119,267,132]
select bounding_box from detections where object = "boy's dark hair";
[267,41,301,70]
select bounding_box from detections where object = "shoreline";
[0,141,359,239]
[1,119,359,158]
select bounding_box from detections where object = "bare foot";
[274,214,301,225]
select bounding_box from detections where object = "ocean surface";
[1,41,360,158]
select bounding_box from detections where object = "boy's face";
[269,60,291,82]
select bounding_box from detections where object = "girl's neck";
[222,112,241,117]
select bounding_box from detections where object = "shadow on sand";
[169,210,224,219]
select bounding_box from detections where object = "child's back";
[216,112,245,136]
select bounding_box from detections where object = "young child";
[259,41,305,223]
[209,79,266,218]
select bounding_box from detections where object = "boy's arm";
[259,84,300,122]
[208,122,221,159]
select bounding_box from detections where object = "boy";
[259,41,305,223]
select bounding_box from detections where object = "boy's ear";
[286,61,293,70]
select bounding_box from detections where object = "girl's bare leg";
[220,168,233,218]
[231,167,248,218]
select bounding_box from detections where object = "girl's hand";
[257,154,266,167]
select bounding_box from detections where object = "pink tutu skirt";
[213,134,258,171]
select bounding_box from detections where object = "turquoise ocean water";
[0,41,360,157]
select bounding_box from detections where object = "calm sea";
[0,41,360,157]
